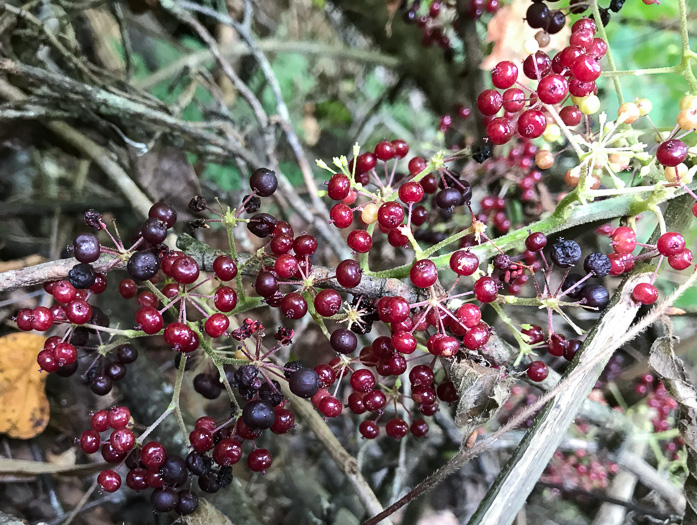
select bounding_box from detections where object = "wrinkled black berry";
[259,380,285,406]
[283,361,304,379]
[550,239,582,268]
[472,142,492,163]
[186,451,211,476]
[584,252,611,277]
[216,466,233,488]
[188,196,208,213]
[242,194,261,214]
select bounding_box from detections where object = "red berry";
[449,250,479,276]
[657,232,686,256]
[327,174,351,200]
[517,109,547,139]
[537,74,569,104]
[280,293,308,319]
[108,406,131,429]
[410,259,438,288]
[80,429,101,454]
[386,418,409,440]
[347,230,373,253]
[330,203,353,228]
[611,226,636,254]
[399,182,425,203]
[294,235,318,256]
[52,281,77,303]
[91,410,109,432]
[363,389,387,412]
[213,255,237,281]
[632,283,658,305]
[463,323,490,349]
[374,140,396,161]
[571,54,601,82]
[314,289,342,317]
[491,61,518,89]
[669,249,693,270]
[656,140,688,167]
[522,51,551,79]
[477,89,503,116]
[247,448,273,472]
[54,342,77,366]
[135,307,163,334]
[98,470,121,492]
[65,299,92,324]
[474,276,498,302]
[392,139,409,158]
[336,259,362,288]
[213,439,242,466]
[319,396,342,417]
[487,117,514,145]
[214,286,238,312]
[457,304,482,328]
[392,331,417,354]
[527,361,549,382]
[408,157,427,176]
[560,106,582,126]
[359,420,379,439]
[356,152,377,173]
[110,428,135,453]
[171,256,200,284]
[205,313,229,338]
[502,88,526,113]
[377,202,405,229]
[411,419,429,437]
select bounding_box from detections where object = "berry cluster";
[481,18,608,146]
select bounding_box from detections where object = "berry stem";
[591,0,624,104]
[215,362,241,415]
[677,0,697,94]
[172,353,190,446]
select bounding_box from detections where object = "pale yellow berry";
[679,95,697,110]
[664,163,692,184]
[618,102,640,124]
[535,150,554,170]
[542,124,561,143]
[609,153,630,171]
[636,98,652,116]
[524,37,540,55]
[570,95,585,106]
[361,202,379,224]
[677,108,697,130]
[579,95,600,115]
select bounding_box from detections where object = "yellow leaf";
[0,333,49,439]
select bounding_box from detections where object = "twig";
[279,380,391,523]
[0,78,153,217]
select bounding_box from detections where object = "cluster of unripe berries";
[481,18,607,146]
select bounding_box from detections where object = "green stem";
[82,324,146,338]
[172,354,189,445]
[592,0,624,104]
[601,66,678,78]
[216,362,241,415]
[224,208,248,301]
[304,290,331,340]
[678,0,697,94]
[360,223,376,271]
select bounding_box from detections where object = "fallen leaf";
[0,333,49,439]
[481,0,571,70]
[183,498,234,525]
[450,357,514,433]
